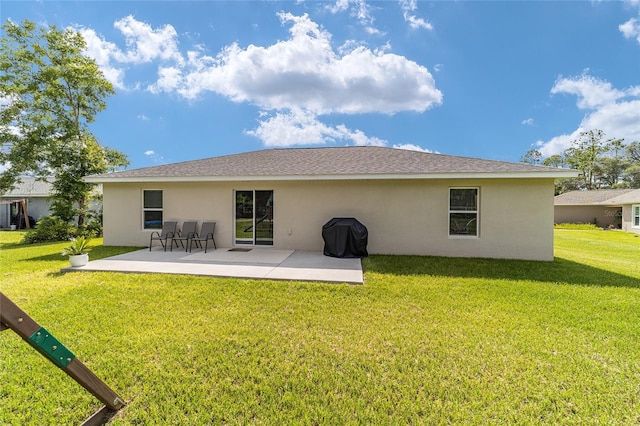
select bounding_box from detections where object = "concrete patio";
[63,247,364,284]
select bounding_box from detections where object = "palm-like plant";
[61,236,92,256]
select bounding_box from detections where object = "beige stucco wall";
[621,204,640,235]
[554,205,622,228]
[102,178,556,261]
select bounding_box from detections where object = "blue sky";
[3,0,640,169]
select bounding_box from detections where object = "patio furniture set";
[149,221,217,253]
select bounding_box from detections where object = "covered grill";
[322,217,368,258]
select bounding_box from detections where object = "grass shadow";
[363,255,640,289]
[20,245,142,263]
[25,252,65,262]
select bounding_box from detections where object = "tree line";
[521,129,640,195]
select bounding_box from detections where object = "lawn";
[1,230,640,424]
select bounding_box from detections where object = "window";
[633,205,640,228]
[449,188,479,237]
[143,190,163,229]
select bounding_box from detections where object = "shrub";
[77,220,102,238]
[21,215,76,244]
[79,210,103,238]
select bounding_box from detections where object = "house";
[555,189,640,234]
[0,177,53,229]
[610,190,640,235]
[84,146,577,261]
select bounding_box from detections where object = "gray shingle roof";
[86,146,576,182]
[554,189,640,205]
[1,177,53,197]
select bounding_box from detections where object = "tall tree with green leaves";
[520,148,542,165]
[622,141,640,187]
[564,129,611,190]
[596,138,628,188]
[626,141,640,163]
[0,19,128,227]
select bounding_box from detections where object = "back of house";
[86,146,577,261]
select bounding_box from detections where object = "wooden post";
[0,292,125,414]
[21,199,30,229]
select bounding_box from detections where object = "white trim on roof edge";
[85,170,578,184]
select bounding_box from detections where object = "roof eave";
[555,202,626,206]
[85,170,578,184]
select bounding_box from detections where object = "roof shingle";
[554,189,640,205]
[86,146,576,182]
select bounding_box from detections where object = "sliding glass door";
[234,190,273,246]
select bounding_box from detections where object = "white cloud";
[535,130,582,158]
[232,13,440,147]
[400,0,433,31]
[149,66,183,94]
[344,126,387,146]
[144,150,166,164]
[392,143,434,152]
[164,12,442,115]
[326,0,376,28]
[112,16,184,65]
[551,72,624,109]
[522,118,535,126]
[363,26,384,36]
[536,73,640,156]
[579,100,640,140]
[620,17,640,44]
[245,109,387,147]
[76,16,184,90]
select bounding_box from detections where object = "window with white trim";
[633,205,640,228]
[449,188,479,237]
[143,190,163,229]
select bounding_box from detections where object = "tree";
[520,131,640,194]
[591,138,626,188]
[626,141,640,163]
[622,164,640,188]
[520,149,542,165]
[0,19,128,228]
[48,133,128,225]
[543,154,566,168]
[564,129,610,190]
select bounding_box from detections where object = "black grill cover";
[322,217,368,258]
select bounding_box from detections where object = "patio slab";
[62,247,364,284]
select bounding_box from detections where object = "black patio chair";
[189,221,217,253]
[171,221,198,252]
[149,221,178,251]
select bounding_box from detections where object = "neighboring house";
[554,189,640,231]
[85,147,577,261]
[0,177,53,229]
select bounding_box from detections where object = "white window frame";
[633,205,640,228]
[142,189,163,230]
[449,187,479,238]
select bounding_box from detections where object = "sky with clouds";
[3,0,640,168]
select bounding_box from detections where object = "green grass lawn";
[2,230,640,424]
